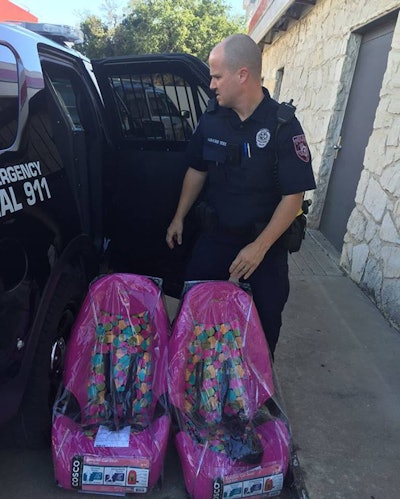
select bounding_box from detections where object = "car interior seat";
[52,273,170,495]
[168,280,291,499]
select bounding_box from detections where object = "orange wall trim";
[248,0,269,34]
[0,0,38,22]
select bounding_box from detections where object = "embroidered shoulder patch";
[292,134,310,162]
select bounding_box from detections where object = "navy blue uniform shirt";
[185,88,316,230]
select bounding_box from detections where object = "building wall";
[342,17,400,329]
[255,0,400,330]
[0,0,38,22]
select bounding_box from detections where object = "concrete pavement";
[0,230,399,498]
[274,230,400,499]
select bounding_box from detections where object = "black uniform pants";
[185,232,290,355]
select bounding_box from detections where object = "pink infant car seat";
[168,281,291,499]
[52,273,170,495]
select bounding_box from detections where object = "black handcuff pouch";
[281,213,307,253]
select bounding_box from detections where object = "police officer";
[166,34,316,357]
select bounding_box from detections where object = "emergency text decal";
[0,161,51,217]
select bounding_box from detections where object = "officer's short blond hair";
[217,34,262,79]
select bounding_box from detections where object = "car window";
[45,72,84,131]
[0,45,19,150]
[51,78,82,129]
[147,90,180,117]
[108,72,208,142]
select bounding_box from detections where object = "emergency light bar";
[8,21,84,45]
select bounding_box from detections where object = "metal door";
[319,18,396,251]
[93,54,212,296]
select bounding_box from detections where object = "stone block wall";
[341,18,400,328]
[257,0,400,329]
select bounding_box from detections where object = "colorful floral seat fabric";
[183,319,263,460]
[85,310,153,429]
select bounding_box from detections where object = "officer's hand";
[229,241,267,280]
[166,218,183,249]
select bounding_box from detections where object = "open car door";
[92,54,212,296]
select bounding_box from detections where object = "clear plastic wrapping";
[168,280,291,499]
[52,273,170,495]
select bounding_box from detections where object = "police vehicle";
[0,21,211,448]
